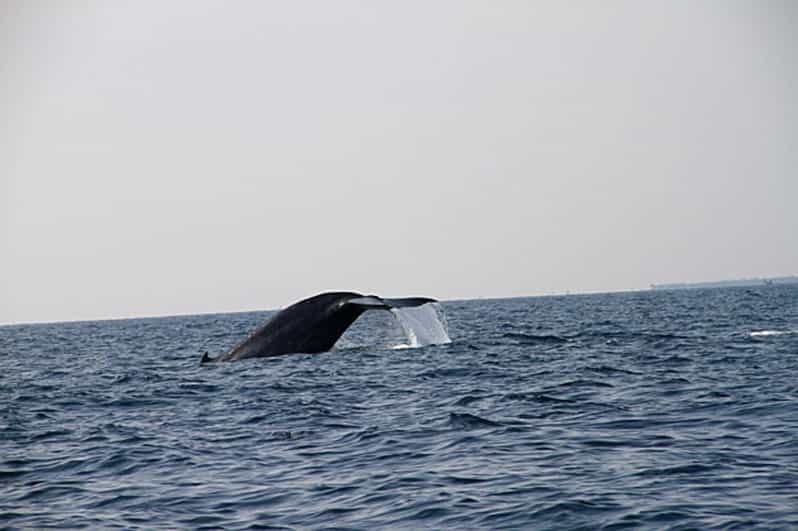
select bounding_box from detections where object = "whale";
[201,291,438,362]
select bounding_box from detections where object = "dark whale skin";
[202,292,436,362]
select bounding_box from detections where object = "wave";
[448,412,503,430]
[503,332,569,344]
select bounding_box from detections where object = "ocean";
[2,285,797,529]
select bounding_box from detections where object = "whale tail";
[199,293,440,363]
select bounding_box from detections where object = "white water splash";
[391,303,451,349]
[749,330,796,337]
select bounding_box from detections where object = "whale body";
[202,291,437,363]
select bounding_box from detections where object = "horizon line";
[1,286,650,327]
[4,276,795,327]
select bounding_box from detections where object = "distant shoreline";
[651,276,798,290]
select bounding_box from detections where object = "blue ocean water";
[2,286,797,529]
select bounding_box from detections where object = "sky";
[2,1,796,324]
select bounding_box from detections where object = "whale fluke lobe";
[344,296,391,309]
[202,292,440,363]
[380,297,438,308]
[344,296,437,310]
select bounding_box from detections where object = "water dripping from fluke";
[390,303,452,349]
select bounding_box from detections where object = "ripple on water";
[2,285,798,528]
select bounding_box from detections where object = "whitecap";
[749,330,796,337]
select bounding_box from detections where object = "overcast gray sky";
[2,1,796,324]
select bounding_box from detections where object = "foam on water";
[391,303,451,348]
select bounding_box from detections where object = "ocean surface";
[2,285,797,529]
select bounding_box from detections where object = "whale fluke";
[201,292,438,363]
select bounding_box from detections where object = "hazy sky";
[2,1,796,323]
